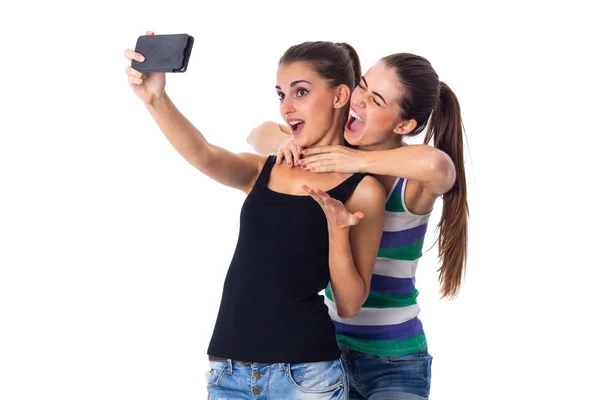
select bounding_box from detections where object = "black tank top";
[207,156,367,363]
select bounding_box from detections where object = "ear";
[333,85,351,109]
[393,119,417,135]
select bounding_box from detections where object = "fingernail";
[301,165,307,169]
[139,56,145,62]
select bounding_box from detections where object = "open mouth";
[345,108,364,134]
[288,119,305,135]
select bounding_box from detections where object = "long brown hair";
[382,53,468,298]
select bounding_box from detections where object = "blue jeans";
[340,346,432,400]
[206,358,348,399]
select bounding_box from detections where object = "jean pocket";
[205,361,227,389]
[385,351,432,366]
[286,359,346,394]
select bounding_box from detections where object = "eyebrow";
[275,80,312,90]
[361,76,388,105]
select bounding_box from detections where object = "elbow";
[428,151,456,193]
[338,308,360,319]
[246,129,257,147]
[336,302,362,319]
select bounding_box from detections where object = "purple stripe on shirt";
[379,223,428,249]
[333,317,423,341]
[370,274,415,296]
[392,178,405,193]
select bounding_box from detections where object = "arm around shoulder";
[361,144,456,196]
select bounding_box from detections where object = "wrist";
[146,91,169,110]
[358,150,372,174]
[328,226,351,239]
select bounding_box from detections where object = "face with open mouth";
[344,61,405,148]
[276,62,340,148]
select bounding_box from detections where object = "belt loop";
[279,363,286,371]
[227,359,234,374]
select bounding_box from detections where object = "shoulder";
[238,152,269,171]
[348,175,386,210]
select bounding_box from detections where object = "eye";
[372,98,381,107]
[297,88,308,97]
[277,92,285,100]
[357,83,366,91]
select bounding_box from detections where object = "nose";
[352,90,367,109]
[281,96,295,115]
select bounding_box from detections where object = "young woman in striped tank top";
[249,53,468,399]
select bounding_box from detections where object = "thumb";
[349,212,364,226]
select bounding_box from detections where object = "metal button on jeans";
[252,387,262,395]
[252,371,263,379]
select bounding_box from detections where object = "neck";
[310,122,345,147]
[359,133,402,152]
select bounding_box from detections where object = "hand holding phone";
[125,32,171,104]
[131,33,194,73]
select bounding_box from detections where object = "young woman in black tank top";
[125,36,386,399]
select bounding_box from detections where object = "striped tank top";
[324,177,431,357]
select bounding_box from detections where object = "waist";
[208,355,253,365]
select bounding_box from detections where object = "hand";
[124,31,166,105]
[277,137,303,167]
[302,185,364,230]
[298,145,365,174]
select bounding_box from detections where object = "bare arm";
[247,121,291,155]
[361,145,455,195]
[301,144,456,196]
[330,177,385,317]
[304,177,386,318]
[147,94,263,193]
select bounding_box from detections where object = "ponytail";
[424,82,468,298]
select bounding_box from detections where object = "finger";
[313,188,329,198]
[125,66,144,79]
[291,145,300,166]
[129,75,143,86]
[300,146,340,157]
[146,31,155,36]
[301,185,326,207]
[299,154,336,167]
[322,195,341,205]
[283,148,294,167]
[276,151,283,165]
[348,212,364,226]
[124,49,145,63]
[314,189,336,206]
[302,160,337,172]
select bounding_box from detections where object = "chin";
[292,132,317,148]
[344,130,362,146]
[292,136,311,148]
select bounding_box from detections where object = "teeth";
[289,120,303,125]
[349,109,363,121]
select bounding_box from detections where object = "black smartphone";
[131,33,194,73]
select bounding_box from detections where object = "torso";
[207,156,368,363]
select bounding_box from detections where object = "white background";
[1,1,598,399]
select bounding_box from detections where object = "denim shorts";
[206,358,348,399]
[340,346,432,400]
